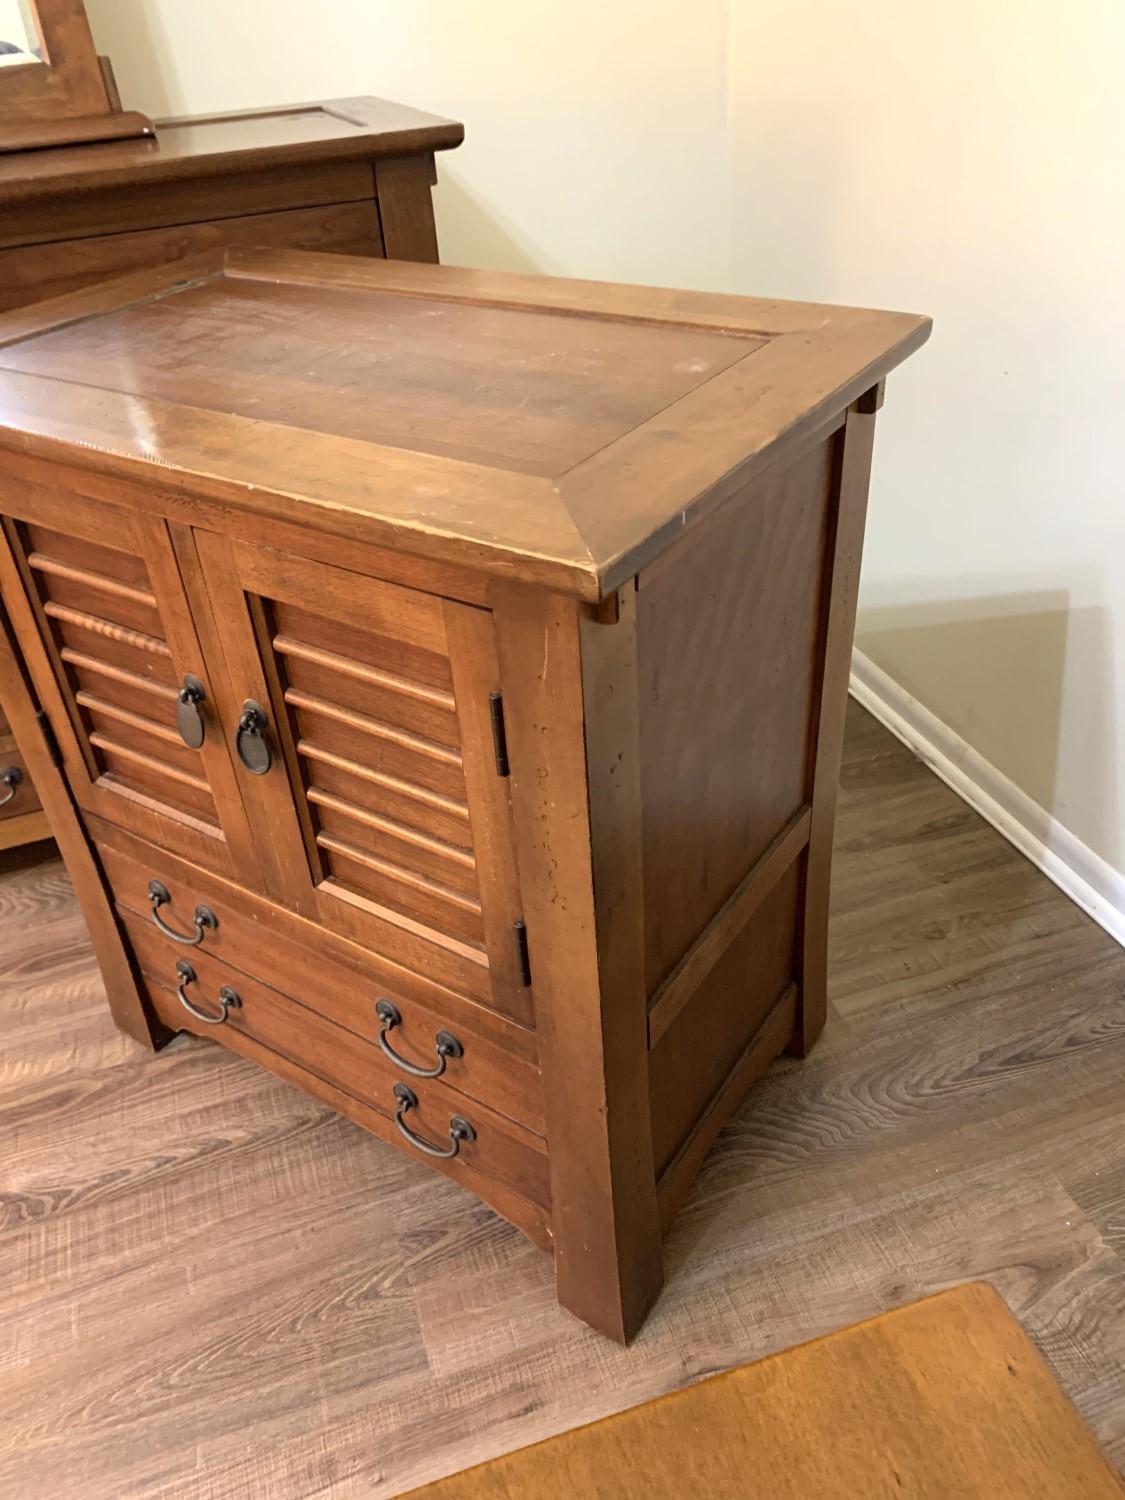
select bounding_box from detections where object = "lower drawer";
[94,823,544,1134]
[0,744,39,821]
[123,909,552,1244]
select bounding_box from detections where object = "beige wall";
[731,0,1125,884]
[86,0,733,290]
[85,1,1125,884]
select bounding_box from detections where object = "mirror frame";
[1,0,152,152]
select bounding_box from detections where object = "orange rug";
[402,1281,1123,1498]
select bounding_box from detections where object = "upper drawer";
[95,821,543,1135]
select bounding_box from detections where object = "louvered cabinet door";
[0,482,258,883]
[195,535,532,1026]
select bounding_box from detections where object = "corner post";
[791,381,883,1056]
[373,153,440,262]
[493,580,663,1342]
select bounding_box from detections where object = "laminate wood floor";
[3,701,1124,1500]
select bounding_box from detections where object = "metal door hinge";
[513,919,532,988]
[36,710,62,767]
[489,691,510,777]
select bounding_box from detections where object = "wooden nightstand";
[0,250,929,1340]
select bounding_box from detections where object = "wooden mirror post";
[0,0,152,152]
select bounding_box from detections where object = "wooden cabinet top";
[0,96,463,203]
[0,249,930,601]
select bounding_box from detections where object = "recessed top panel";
[0,277,760,478]
[0,252,930,599]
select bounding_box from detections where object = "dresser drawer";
[0,744,40,822]
[94,821,544,1134]
[124,910,550,1224]
[0,201,384,313]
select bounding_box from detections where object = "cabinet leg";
[495,580,664,1343]
[789,846,830,1058]
[106,975,177,1052]
[789,395,879,1059]
[553,1192,665,1345]
[373,153,440,263]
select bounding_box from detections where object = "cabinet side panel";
[636,432,837,997]
[648,865,799,1176]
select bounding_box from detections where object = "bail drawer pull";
[375,999,462,1079]
[175,959,242,1026]
[392,1083,475,1159]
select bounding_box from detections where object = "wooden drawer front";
[197,536,531,1026]
[0,745,39,821]
[123,911,550,1221]
[96,827,544,1134]
[0,163,378,251]
[0,200,384,314]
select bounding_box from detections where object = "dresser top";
[0,97,463,203]
[0,250,930,600]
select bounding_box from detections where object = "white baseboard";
[849,648,1125,950]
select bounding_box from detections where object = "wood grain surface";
[0,277,758,476]
[0,200,384,313]
[0,96,463,202]
[3,702,1125,1498]
[401,1281,1125,1498]
[0,250,929,602]
[493,582,663,1342]
[636,435,833,995]
[0,0,115,138]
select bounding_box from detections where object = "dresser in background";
[0,95,463,312]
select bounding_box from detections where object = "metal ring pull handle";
[375,999,463,1078]
[235,700,272,776]
[392,1083,475,1159]
[175,960,242,1026]
[149,879,218,947]
[0,766,22,808]
[175,675,207,750]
